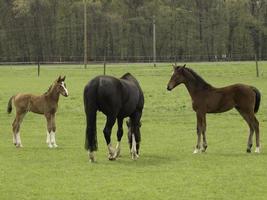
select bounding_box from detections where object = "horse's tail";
[251,87,261,113]
[7,96,14,114]
[84,81,98,152]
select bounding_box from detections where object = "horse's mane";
[185,68,212,89]
[43,84,53,95]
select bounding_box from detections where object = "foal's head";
[167,64,187,91]
[54,76,69,97]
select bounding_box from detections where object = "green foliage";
[0,0,267,62]
[0,62,267,199]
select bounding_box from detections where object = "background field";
[0,62,266,200]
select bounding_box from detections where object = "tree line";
[0,0,267,63]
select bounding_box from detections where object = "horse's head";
[55,76,69,97]
[167,64,187,91]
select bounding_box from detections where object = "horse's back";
[13,93,32,109]
[84,75,143,117]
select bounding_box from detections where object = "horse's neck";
[46,86,60,102]
[184,81,211,101]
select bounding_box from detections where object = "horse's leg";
[115,118,124,158]
[237,109,256,153]
[103,115,116,160]
[129,114,141,160]
[49,114,57,148]
[12,118,18,145]
[45,114,53,148]
[193,112,204,154]
[253,116,260,153]
[201,114,208,152]
[12,112,26,148]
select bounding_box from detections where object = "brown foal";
[7,76,68,148]
[167,64,261,153]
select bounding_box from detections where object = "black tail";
[7,96,14,114]
[84,81,98,152]
[252,87,261,113]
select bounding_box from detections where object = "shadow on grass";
[206,151,266,157]
[110,152,179,167]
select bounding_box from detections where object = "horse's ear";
[172,64,176,70]
[62,76,66,81]
[183,64,186,68]
[57,76,62,82]
[139,121,142,127]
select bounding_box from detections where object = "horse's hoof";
[48,144,53,148]
[15,143,23,148]
[108,156,116,161]
[255,147,260,153]
[131,153,139,160]
[193,148,200,154]
[53,144,58,148]
[247,148,252,153]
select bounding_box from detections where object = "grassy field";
[0,62,266,200]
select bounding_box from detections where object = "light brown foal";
[7,76,68,148]
[167,64,261,154]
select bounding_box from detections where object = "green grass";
[0,62,267,200]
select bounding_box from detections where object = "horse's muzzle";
[167,86,172,91]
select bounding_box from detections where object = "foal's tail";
[7,96,14,114]
[252,87,261,113]
[84,82,98,152]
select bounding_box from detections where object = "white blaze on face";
[61,81,68,96]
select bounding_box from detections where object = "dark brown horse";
[167,64,261,153]
[7,76,68,148]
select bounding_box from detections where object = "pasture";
[0,62,267,200]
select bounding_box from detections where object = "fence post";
[104,56,106,75]
[83,0,87,69]
[153,15,156,67]
[37,58,40,77]
[255,54,259,77]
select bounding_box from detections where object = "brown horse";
[7,76,68,148]
[167,64,261,153]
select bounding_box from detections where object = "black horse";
[84,73,144,162]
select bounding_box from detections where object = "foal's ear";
[182,64,186,68]
[139,121,142,127]
[62,76,66,81]
[57,76,62,82]
[172,64,177,70]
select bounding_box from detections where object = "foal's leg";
[103,115,116,160]
[50,114,57,148]
[115,118,124,158]
[237,109,255,153]
[201,114,208,152]
[253,116,260,153]
[45,114,57,148]
[12,112,26,148]
[194,112,204,154]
